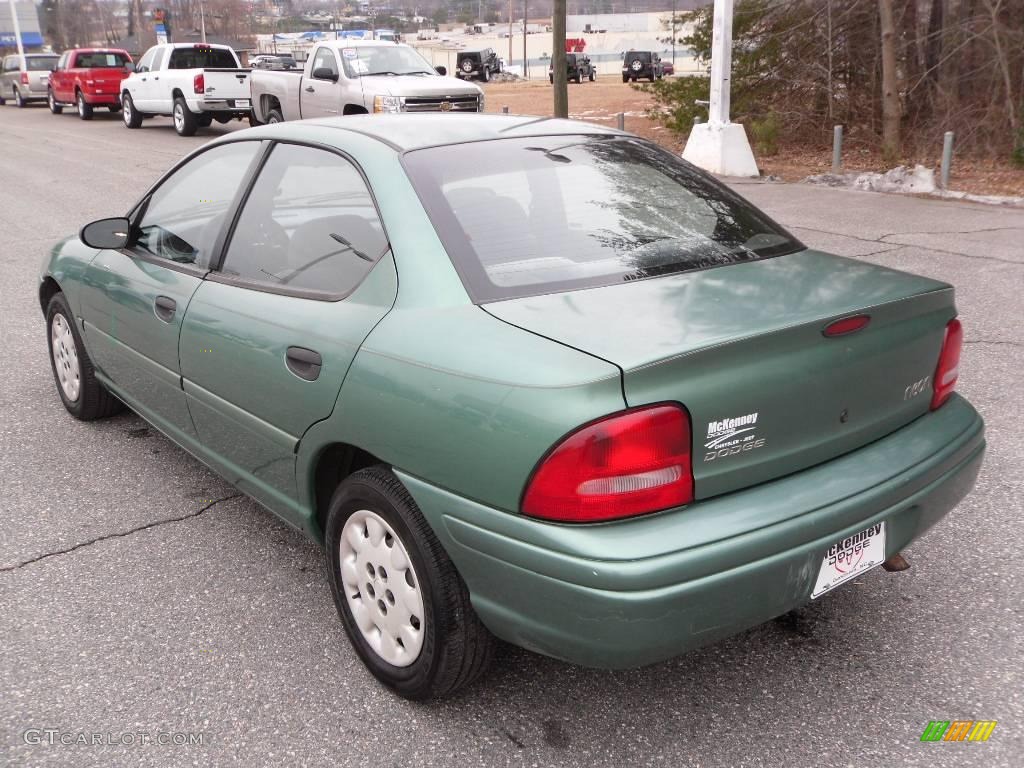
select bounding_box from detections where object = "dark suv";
[549,53,595,84]
[456,48,501,82]
[622,50,663,82]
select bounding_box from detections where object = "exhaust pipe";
[882,552,910,572]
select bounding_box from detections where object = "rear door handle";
[154,295,176,322]
[286,346,322,381]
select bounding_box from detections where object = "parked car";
[48,48,132,119]
[0,53,60,107]
[41,115,984,700]
[622,50,663,82]
[549,52,595,84]
[251,54,287,70]
[251,40,482,124]
[456,48,501,82]
[120,42,252,136]
[661,60,675,76]
[276,53,298,70]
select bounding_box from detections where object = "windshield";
[26,56,59,71]
[403,136,804,303]
[75,52,131,68]
[340,45,434,77]
[168,47,238,69]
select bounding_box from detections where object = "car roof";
[317,40,408,49]
[293,113,624,152]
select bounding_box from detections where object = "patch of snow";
[804,164,1023,207]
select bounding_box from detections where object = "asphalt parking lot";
[1,105,1021,768]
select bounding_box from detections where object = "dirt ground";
[483,77,1024,198]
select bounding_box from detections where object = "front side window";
[132,142,260,266]
[311,48,338,79]
[221,144,388,297]
[403,136,803,303]
[136,48,155,73]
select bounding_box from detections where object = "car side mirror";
[80,217,131,250]
[312,67,338,82]
[435,65,447,76]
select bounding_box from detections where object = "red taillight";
[931,318,963,410]
[823,314,870,337]
[193,72,205,94]
[20,71,29,85]
[522,404,693,523]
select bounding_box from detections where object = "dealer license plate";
[811,522,886,599]
[235,99,250,108]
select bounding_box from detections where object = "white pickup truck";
[250,40,483,123]
[120,43,252,136]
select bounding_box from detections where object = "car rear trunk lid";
[484,250,955,500]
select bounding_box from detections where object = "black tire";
[589,70,596,82]
[15,87,26,108]
[622,75,628,83]
[248,112,261,127]
[549,75,554,84]
[0,91,6,105]
[122,92,143,128]
[173,97,197,136]
[482,67,490,82]
[575,72,583,84]
[325,466,495,700]
[45,293,124,421]
[77,91,94,120]
[48,89,63,114]
[266,108,283,124]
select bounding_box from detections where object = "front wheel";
[46,293,124,420]
[325,466,495,700]
[77,91,93,120]
[122,92,143,128]
[589,70,596,82]
[173,98,198,136]
[266,108,283,124]
[48,89,63,114]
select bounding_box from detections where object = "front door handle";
[286,346,322,381]
[154,295,176,322]
[304,86,315,93]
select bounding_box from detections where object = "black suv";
[622,50,663,82]
[456,48,501,82]
[549,53,595,84]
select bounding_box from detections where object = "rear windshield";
[626,51,651,61]
[75,52,131,68]
[403,136,803,303]
[168,47,237,69]
[25,56,59,71]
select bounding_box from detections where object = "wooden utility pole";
[878,0,900,159]
[552,0,567,117]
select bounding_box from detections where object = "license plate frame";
[235,98,250,108]
[811,522,886,599]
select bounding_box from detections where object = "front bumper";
[398,394,985,668]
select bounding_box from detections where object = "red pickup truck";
[48,48,132,119]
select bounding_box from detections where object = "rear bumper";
[188,97,251,115]
[82,91,120,105]
[398,394,985,668]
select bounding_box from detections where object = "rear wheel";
[266,108,283,124]
[46,293,123,421]
[172,97,197,136]
[14,87,26,108]
[122,92,143,128]
[76,91,94,120]
[482,67,490,83]
[48,89,63,114]
[325,466,495,700]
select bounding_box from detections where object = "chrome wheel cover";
[77,93,85,116]
[50,313,81,402]
[339,509,425,667]
[122,96,131,125]
[173,103,184,132]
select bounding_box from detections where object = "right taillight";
[193,72,205,94]
[521,404,693,523]
[931,318,963,410]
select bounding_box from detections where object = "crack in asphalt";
[0,494,242,573]
[964,339,1024,348]
[790,225,1023,266]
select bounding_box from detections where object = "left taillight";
[20,72,29,85]
[931,318,963,410]
[521,404,694,523]
[193,72,205,94]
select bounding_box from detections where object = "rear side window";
[220,144,388,298]
[403,136,803,303]
[168,47,238,69]
[25,56,58,71]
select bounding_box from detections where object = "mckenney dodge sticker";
[703,411,765,462]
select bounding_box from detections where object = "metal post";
[671,0,676,65]
[707,0,733,125]
[940,131,954,190]
[616,112,624,130]
[7,0,25,63]
[522,0,528,79]
[831,125,843,174]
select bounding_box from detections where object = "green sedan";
[39,115,985,699]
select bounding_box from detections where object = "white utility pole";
[681,0,759,177]
[7,0,25,64]
[200,0,208,43]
